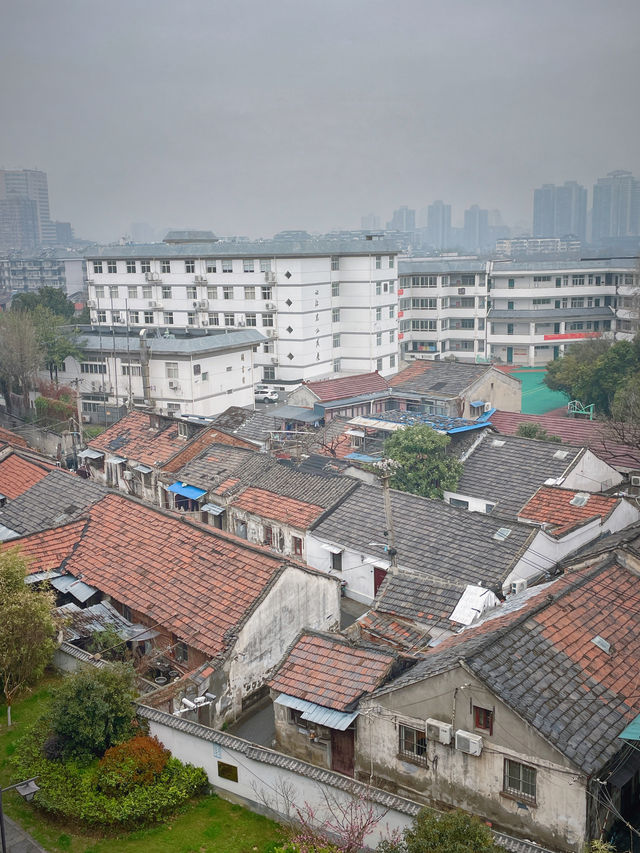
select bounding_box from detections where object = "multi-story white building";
[399,257,638,367]
[84,237,400,384]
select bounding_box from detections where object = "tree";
[47,663,138,761]
[0,310,45,411]
[383,425,462,499]
[516,422,562,443]
[378,808,502,853]
[601,371,640,467]
[31,306,85,383]
[12,286,76,320]
[0,548,57,726]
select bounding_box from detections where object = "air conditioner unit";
[198,300,209,309]
[265,302,276,309]
[511,578,527,595]
[195,275,207,283]
[168,380,178,390]
[426,718,453,745]
[123,470,133,481]
[87,299,97,308]
[202,320,209,326]
[631,475,640,487]
[237,319,246,326]
[270,357,279,364]
[145,271,155,281]
[455,730,483,756]
[266,329,276,337]
[458,288,466,295]
[192,301,198,308]
[484,402,492,412]
[81,414,91,423]
[152,272,161,281]
[151,301,163,309]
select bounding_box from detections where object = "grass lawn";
[1,671,284,853]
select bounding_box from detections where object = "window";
[389,305,395,318]
[201,372,209,381]
[377,357,383,371]
[245,286,256,300]
[259,259,271,273]
[207,286,218,300]
[224,312,235,326]
[142,284,152,299]
[126,260,136,274]
[185,259,195,273]
[508,278,515,289]
[165,362,179,379]
[376,281,382,296]
[80,361,106,374]
[217,761,238,783]
[534,275,551,282]
[507,301,514,310]
[474,706,494,734]
[162,285,171,299]
[332,281,339,297]
[187,285,197,300]
[206,261,217,274]
[333,333,340,348]
[243,259,254,273]
[163,312,174,325]
[261,285,272,301]
[107,261,117,274]
[263,366,275,381]
[128,286,138,299]
[121,363,141,376]
[161,260,171,274]
[507,323,514,335]
[96,310,106,323]
[207,312,219,326]
[141,260,151,274]
[375,307,382,321]
[412,319,437,331]
[331,256,340,270]
[333,358,341,372]
[129,310,139,324]
[449,497,469,509]
[95,285,105,298]
[390,354,396,368]
[389,279,395,292]
[330,551,342,572]
[375,255,382,270]
[389,256,394,268]
[263,525,273,545]
[503,759,536,803]
[187,312,196,326]
[223,286,233,300]
[246,313,257,327]
[398,724,427,764]
[93,261,103,274]
[571,297,584,308]
[173,639,188,663]
[144,311,153,324]
[332,308,340,323]
[262,313,274,327]
[389,330,395,343]
[222,259,233,273]
[292,536,303,556]
[109,286,118,298]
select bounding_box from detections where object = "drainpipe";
[139,329,153,408]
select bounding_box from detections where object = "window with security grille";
[504,759,536,802]
[398,724,427,764]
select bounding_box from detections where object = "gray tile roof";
[374,573,469,632]
[0,469,106,537]
[390,362,492,398]
[455,433,584,519]
[212,407,277,444]
[312,484,535,593]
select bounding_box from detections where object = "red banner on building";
[543,332,602,341]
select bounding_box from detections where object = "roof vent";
[591,635,611,654]
[491,439,505,448]
[553,449,569,460]
[493,527,512,541]
[570,492,590,507]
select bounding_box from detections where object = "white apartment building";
[398,257,638,367]
[84,237,400,384]
[56,327,263,422]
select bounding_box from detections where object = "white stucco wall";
[305,533,390,604]
[563,449,623,492]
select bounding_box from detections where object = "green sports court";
[506,368,570,415]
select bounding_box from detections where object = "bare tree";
[0,310,44,412]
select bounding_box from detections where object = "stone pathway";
[2,815,48,853]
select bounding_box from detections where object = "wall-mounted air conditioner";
[455,730,483,756]
[87,300,97,308]
[631,475,640,487]
[198,300,209,309]
[511,578,527,595]
[426,718,453,745]
[484,402,492,412]
[265,302,276,309]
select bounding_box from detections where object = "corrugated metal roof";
[274,693,359,731]
[51,574,98,603]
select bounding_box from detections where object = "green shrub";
[95,734,170,796]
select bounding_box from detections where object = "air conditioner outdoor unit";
[266,329,276,337]
[511,578,527,595]
[123,470,133,481]
[458,288,466,295]
[237,320,246,326]
[631,475,640,487]
[270,357,278,364]
[426,718,453,745]
[87,300,97,308]
[151,301,163,309]
[266,302,276,309]
[484,402,492,412]
[195,275,207,283]
[198,300,209,309]
[168,380,178,390]
[81,414,91,423]
[202,320,209,326]
[145,271,155,281]
[455,730,483,756]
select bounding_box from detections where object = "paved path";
[2,815,48,853]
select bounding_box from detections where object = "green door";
[506,346,513,364]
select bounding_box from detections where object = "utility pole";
[373,459,399,573]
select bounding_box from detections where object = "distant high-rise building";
[0,196,39,251]
[426,201,451,249]
[386,206,415,232]
[360,213,380,231]
[463,205,489,251]
[54,221,74,244]
[533,181,587,241]
[0,168,56,245]
[591,170,640,244]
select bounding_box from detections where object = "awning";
[133,464,153,474]
[25,571,62,585]
[346,429,365,437]
[345,452,380,462]
[274,693,358,731]
[470,400,485,408]
[168,481,207,500]
[321,543,343,554]
[608,749,640,788]
[0,525,20,542]
[201,503,225,515]
[619,712,640,741]
[51,574,98,603]
[270,406,320,423]
[78,448,104,459]
[108,455,126,464]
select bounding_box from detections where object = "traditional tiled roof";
[378,561,640,774]
[388,361,491,397]
[312,484,534,594]
[8,493,306,658]
[269,630,397,711]
[518,486,621,535]
[0,469,106,538]
[231,488,325,528]
[0,452,57,499]
[357,611,431,653]
[489,411,640,470]
[302,372,389,403]
[88,411,205,467]
[162,426,258,474]
[374,572,468,632]
[4,519,88,573]
[212,407,277,444]
[455,432,585,519]
[0,427,28,449]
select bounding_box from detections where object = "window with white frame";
[332,308,340,323]
[96,310,106,323]
[246,313,257,327]
[144,311,153,324]
[107,261,117,274]
[141,260,151,273]
[187,312,196,326]
[126,260,136,274]
[187,285,197,300]
[332,281,339,297]
[331,256,339,270]
[109,286,118,298]
[165,362,179,379]
[185,259,195,273]
[261,285,272,301]
[95,285,105,298]
[333,359,341,372]
[262,313,274,327]
[222,259,233,273]
[375,256,382,270]
[377,357,383,371]
[206,261,217,274]
[259,259,271,273]
[503,759,536,803]
[223,286,233,300]
[207,313,219,326]
[93,261,103,274]
[163,312,174,325]
[376,332,382,346]
[142,284,152,299]
[245,286,256,300]
[162,285,171,299]
[332,333,340,348]
[375,307,382,321]
[224,312,235,326]
[243,259,254,273]
[128,286,138,299]
[161,260,171,274]
[207,286,217,300]
[129,310,139,324]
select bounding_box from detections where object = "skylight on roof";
[570,493,590,507]
[591,635,611,654]
[553,450,569,460]
[493,527,512,541]
[491,439,505,447]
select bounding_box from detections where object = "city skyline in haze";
[1,0,639,243]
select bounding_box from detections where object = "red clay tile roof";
[269,631,396,711]
[162,427,258,474]
[214,477,240,495]
[519,486,621,535]
[8,493,295,658]
[358,611,431,654]
[232,487,325,528]
[0,427,28,449]
[88,411,200,467]
[303,372,389,402]
[0,453,57,499]
[387,360,432,387]
[3,519,88,573]
[490,411,640,470]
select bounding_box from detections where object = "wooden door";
[331,728,355,777]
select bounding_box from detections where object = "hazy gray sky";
[1,0,639,241]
